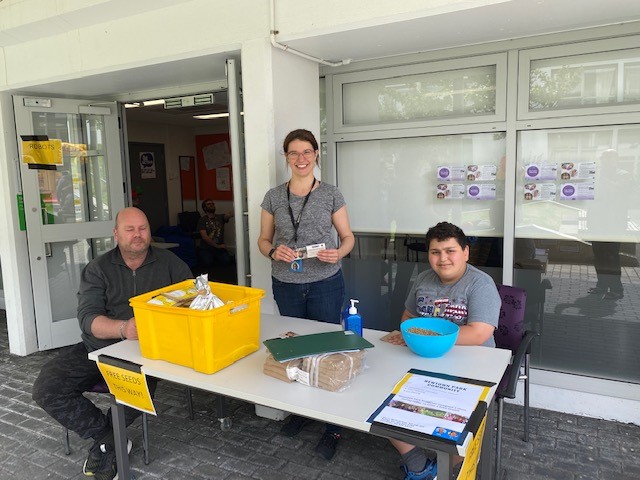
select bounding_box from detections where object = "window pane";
[515,125,640,383]
[529,49,640,111]
[337,133,506,235]
[338,133,505,333]
[49,237,113,322]
[32,112,112,224]
[343,65,496,125]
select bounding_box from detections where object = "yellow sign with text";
[456,415,487,480]
[21,139,63,166]
[97,356,156,416]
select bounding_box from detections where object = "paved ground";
[0,310,639,480]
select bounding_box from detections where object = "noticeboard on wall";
[195,134,232,201]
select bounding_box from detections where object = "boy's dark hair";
[425,222,468,250]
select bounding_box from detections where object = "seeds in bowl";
[407,327,442,336]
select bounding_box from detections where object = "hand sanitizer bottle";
[344,299,362,336]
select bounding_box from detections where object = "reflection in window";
[33,112,112,225]
[339,132,505,335]
[529,50,640,111]
[49,237,113,322]
[515,125,640,383]
[343,65,496,125]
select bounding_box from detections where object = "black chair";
[494,284,539,479]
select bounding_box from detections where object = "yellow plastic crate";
[130,280,265,374]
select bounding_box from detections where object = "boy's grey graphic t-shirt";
[404,264,501,347]
[261,181,345,284]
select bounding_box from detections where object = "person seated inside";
[389,221,501,480]
[32,207,192,480]
[197,198,234,267]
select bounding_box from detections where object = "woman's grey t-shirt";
[404,264,501,347]
[261,181,345,284]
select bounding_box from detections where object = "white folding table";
[89,313,510,480]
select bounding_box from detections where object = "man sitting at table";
[390,221,501,480]
[32,207,192,480]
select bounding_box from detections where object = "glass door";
[13,96,125,350]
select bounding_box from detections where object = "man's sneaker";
[83,438,132,476]
[315,432,340,461]
[93,450,117,480]
[402,458,438,480]
[280,415,312,437]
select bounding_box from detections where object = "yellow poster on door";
[97,355,156,416]
[21,139,63,166]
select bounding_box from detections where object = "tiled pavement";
[0,310,639,480]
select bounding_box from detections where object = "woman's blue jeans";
[272,270,345,325]
[272,270,345,435]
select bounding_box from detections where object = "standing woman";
[258,128,355,460]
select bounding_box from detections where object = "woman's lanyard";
[286,177,316,246]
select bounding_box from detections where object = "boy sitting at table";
[388,221,501,480]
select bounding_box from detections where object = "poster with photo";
[436,183,465,199]
[467,184,496,200]
[139,152,156,179]
[466,164,497,182]
[560,162,596,180]
[524,182,556,201]
[524,163,557,181]
[560,182,595,201]
[437,166,466,182]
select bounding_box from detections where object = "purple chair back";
[494,284,527,353]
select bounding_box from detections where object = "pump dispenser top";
[344,298,363,336]
[348,299,359,315]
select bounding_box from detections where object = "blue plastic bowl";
[400,317,459,358]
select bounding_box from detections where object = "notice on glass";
[437,166,466,182]
[524,163,557,181]
[560,162,596,180]
[368,371,489,439]
[524,182,556,201]
[436,183,465,199]
[466,164,497,182]
[560,182,595,201]
[466,184,496,200]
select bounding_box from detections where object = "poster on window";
[466,184,496,200]
[524,163,557,181]
[436,183,465,199]
[466,164,497,182]
[139,152,156,179]
[560,162,595,180]
[560,182,595,201]
[524,182,556,201]
[436,166,466,182]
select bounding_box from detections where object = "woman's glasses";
[285,150,316,161]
